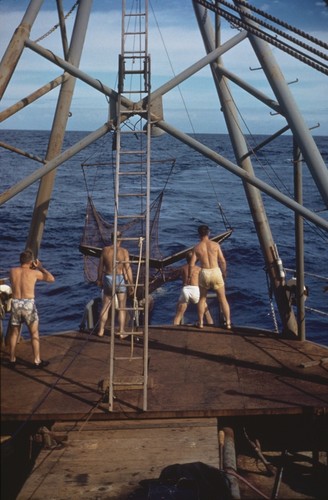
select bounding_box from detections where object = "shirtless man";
[97,232,133,337]
[173,251,213,326]
[189,225,231,330]
[9,249,55,368]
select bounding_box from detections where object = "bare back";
[101,246,129,275]
[10,267,49,299]
[181,263,200,286]
[192,237,227,277]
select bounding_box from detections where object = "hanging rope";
[149,1,232,231]
[265,268,279,333]
[132,236,144,330]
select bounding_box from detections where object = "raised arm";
[34,260,55,282]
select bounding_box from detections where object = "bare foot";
[115,332,129,339]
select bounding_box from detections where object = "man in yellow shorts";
[189,225,231,330]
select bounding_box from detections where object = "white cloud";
[1,4,327,135]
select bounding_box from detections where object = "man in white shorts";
[173,252,213,326]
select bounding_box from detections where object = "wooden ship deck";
[1,325,327,499]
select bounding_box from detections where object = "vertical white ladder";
[109,0,150,412]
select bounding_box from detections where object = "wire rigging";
[194,0,328,75]
[149,0,233,231]
[217,0,328,53]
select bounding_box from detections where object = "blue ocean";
[1,130,327,345]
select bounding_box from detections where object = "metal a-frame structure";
[1,1,328,410]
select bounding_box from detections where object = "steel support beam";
[148,30,247,102]
[235,1,328,208]
[0,0,44,97]
[26,0,94,256]
[193,1,297,335]
[154,120,328,233]
[0,124,110,205]
[293,141,306,341]
[0,74,69,122]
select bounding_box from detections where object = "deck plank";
[17,418,220,500]
[2,326,328,499]
[1,326,328,419]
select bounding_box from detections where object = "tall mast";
[193,2,298,334]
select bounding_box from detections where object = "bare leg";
[9,325,20,362]
[197,287,207,328]
[204,303,214,325]
[173,302,187,325]
[216,286,231,328]
[28,321,41,364]
[98,294,112,336]
[117,292,127,334]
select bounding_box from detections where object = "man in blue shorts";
[97,232,133,337]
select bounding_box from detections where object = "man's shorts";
[178,285,200,304]
[199,268,224,290]
[10,299,39,326]
[103,274,126,295]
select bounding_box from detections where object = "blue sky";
[0,0,327,134]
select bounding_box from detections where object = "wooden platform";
[16,418,223,500]
[1,325,328,420]
[1,326,328,499]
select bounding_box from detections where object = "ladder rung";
[118,171,146,176]
[118,149,147,154]
[114,360,143,364]
[123,52,146,56]
[113,372,144,378]
[124,12,146,17]
[121,283,146,288]
[117,214,146,219]
[118,158,147,163]
[119,109,145,115]
[121,89,149,94]
[117,306,145,311]
[115,332,144,338]
[119,112,148,119]
[124,31,146,36]
[123,69,146,75]
[120,109,142,115]
[119,193,146,197]
[112,382,144,390]
[117,149,147,154]
[119,236,145,242]
[113,362,143,366]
